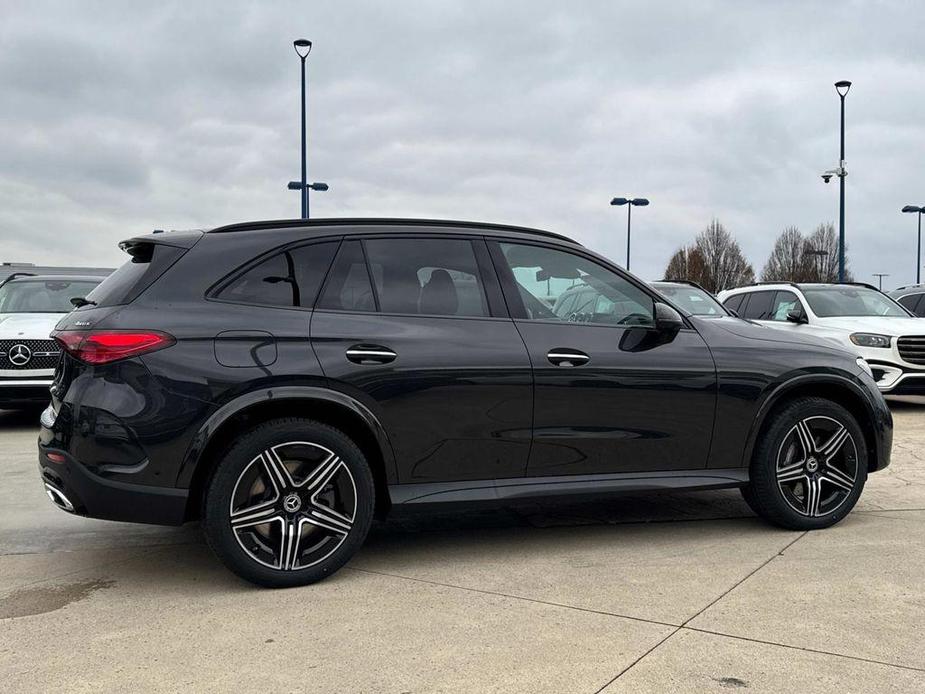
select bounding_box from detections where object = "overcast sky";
[1,1,924,286]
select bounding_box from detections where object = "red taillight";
[52,330,175,365]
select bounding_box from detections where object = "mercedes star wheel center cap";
[283,493,302,513]
[806,457,819,473]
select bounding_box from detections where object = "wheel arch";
[178,387,397,521]
[743,375,881,473]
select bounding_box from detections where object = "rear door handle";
[547,348,590,367]
[345,344,397,365]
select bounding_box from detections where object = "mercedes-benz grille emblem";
[8,343,32,366]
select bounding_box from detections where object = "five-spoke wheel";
[742,397,867,530]
[203,418,374,587]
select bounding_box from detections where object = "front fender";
[741,370,888,470]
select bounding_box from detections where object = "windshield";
[652,283,727,316]
[0,279,102,314]
[802,286,909,317]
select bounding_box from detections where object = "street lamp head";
[610,197,629,206]
[309,182,329,191]
[287,181,303,190]
[294,38,312,59]
[902,205,922,214]
[630,198,650,206]
[835,80,851,97]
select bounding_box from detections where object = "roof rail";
[207,217,579,245]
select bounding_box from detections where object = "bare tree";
[805,222,851,282]
[761,226,811,282]
[693,219,755,292]
[661,221,752,292]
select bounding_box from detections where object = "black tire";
[741,397,868,530]
[202,418,375,587]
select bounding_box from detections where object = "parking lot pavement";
[1,405,924,693]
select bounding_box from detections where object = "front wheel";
[742,397,867,530]
[202,418,375,587]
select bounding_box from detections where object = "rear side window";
[723,294,745,313]
[87,243,184,308]
[218,242,338,308]
[364,238,489,317]
[316,241,376,312]
[740,291,775,320]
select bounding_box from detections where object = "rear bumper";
[38,446,188,526]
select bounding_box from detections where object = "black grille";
[898,336,925,365]
[0,339,61,370]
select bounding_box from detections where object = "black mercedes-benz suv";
[39,219,892,587]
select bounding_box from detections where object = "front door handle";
[547,348,590,367]
[345,344,397,365]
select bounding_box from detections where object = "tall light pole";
[291,39,328,219]
[609,197,649,271]
[835,80,851,282]
[873,273,889,291]
[902,205,924,284]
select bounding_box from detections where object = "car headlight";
[856,357,873,378]
[850,333,891,348]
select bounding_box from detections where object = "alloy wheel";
[775,415,858,517]
[229,441,357,570]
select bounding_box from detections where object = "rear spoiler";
[118,230,204,253]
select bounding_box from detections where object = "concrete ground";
[1,403,923,693]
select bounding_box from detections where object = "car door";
[310,234,533,483]
[489,239,717,476]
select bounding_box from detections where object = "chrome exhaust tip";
[44,483,75,512]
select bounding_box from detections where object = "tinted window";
[364,238,489,317]
[218,242,337,308]
[898,294,924,315]
[0,279,102,314]
[317,241,376,312]
[499,243,653,326]
[87,243,182,308]
[769,291,801,321]
[723,294,745,313]
[741,291,775,320]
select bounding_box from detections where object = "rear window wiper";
[70,297,97,308]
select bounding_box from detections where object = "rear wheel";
[742,397,867,530]
[202,418,375,587]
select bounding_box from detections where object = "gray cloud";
[1,0,924,286]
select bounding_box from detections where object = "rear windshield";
[0,279,103,314]
[85,243,185,308]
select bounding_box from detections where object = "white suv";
[0,274,104,409]
[718,282,925,395]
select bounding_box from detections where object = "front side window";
[740,291,775,320]
[363,238,489,317]
[897,294,925,316]
[769,291,802,321]
[499,243,654,326]
[219,242,338,308]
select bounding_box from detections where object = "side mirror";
[654,302,684,334]
[786,309,808,324]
